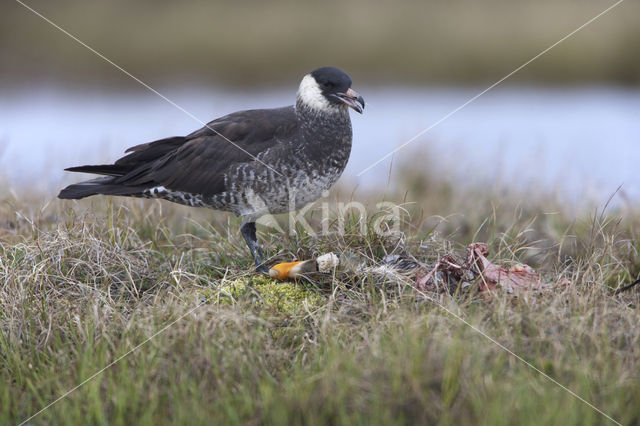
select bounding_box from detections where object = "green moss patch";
[202,276,325,315]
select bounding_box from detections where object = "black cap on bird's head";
[297,66,365,114]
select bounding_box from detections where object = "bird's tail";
[58,173,146,200]
[64,164,129,176]
[59,136,187,200]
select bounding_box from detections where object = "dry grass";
[1,174,639,425]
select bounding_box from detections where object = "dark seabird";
[58,66,364,272]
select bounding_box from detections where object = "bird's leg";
[240,221,269,273]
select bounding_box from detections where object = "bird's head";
[297,66,365,114]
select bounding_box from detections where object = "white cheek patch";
[297,74,335,112]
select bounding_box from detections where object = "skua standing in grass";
[59,66,364,273]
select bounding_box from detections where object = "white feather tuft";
[316,252,340,273]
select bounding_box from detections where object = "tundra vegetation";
[1,166,639,425]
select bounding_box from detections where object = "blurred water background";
[1,0,639,205]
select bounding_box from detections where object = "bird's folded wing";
[113,107,298,196]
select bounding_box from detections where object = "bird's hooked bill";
[333,88,365,113]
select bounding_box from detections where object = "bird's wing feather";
[114,106,298,196]
[117,136,187,165]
